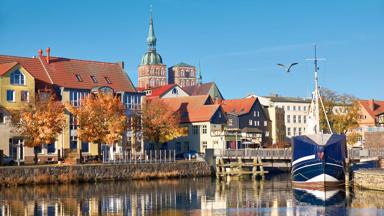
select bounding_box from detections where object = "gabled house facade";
[147,95,227,154]
[138,84,189,99]
[182,82,224,101]
[221,97,271,149]
[0,49,142,163]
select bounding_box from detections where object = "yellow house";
[0,62,38,163]
[0,51,141,164]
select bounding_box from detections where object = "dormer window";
[172,88,178,94]
[105,77,112,84]
[10,69,25,85]
[90,75,98,83]
[75,74,83,82]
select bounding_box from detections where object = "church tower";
[138,12,167,89]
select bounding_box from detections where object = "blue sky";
[0,0,383,99]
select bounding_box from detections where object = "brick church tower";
[138,13,166,89]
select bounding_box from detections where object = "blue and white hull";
[291,134,347,189]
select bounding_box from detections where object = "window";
[287,127,291,136]
[287,106,290,111]
[34,145,42,154]
[257,111,260,117]
[282,106,285,110]
[213,140,219,146]
[265,131,270,137]
[254,111,256,117]
[81,142,89,153]
[293,127,297,135]
[70,90,88,107]
[287,115,291,123]
[304,116,307,124]
[293,115,297,123]
[172,88,178,94]
[47,143,55,154]
[202,141,208,151]
[298,115,301,123]
[298,106,301,111]
[90,75,98,83]
[6,90,15,102]
[299,128,302,135]
[21,91,29,102]
[293,106,296,111]
[249,120,252,126]
[228,119,233,126]
[193,125,199,134]
[304,106,307,111]
[75,74,83,82]
[202,125,207,134]
[10,70,25,85]
[105,76,112,84]
[264,121,267,126]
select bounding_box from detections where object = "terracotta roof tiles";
[0,62,18,76]
[221,97,257,116]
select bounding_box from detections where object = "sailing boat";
[291,45,347,189]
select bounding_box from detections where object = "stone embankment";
[354,169,384,190]
[0,161,212,186]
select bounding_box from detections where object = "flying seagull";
[277,62,299,73]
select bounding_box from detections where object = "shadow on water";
[0,173,384,215]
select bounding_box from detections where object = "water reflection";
[0,174,384,215]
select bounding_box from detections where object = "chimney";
[118,61,125,69]
[38,49,43,57]
[46,47,51,64]
[369,99,375,111]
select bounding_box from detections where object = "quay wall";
[354,169,384,190]
[0,161,212,186]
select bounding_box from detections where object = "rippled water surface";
[1,173,384,215]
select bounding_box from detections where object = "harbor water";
[1,173,384,215]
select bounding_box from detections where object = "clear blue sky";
[1,0,383,99]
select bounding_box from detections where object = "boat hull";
[291,134,347,189]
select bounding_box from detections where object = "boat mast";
[307,45,332,134]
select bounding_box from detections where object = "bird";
[277,62,299,73]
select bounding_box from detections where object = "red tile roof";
[0,54,136,92]
[359,99,384,118]
[0,55,52,83]
[0,62,18,76]
[182,82,214,96]
[41,56,136,92]
[221,97,257,116]
[146,84,177,98]
[155,95,220,123]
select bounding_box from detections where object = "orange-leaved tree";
[66,92,127,159]
[10,90,66,164]
[142,99,187,149]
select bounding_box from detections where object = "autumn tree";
[319,88,360,143]
[66,92,127,160]
[10,90,66,164]
[142,99,186,149]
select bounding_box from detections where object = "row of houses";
[0,49,143,163]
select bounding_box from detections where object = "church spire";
[197,61,203,85]
[147,6,157,51]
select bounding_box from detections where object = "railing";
[214,148,384,161]
[348,148,384,160]
[214,148,292,160]
[104,150,176,164]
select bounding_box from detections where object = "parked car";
[183,151,199,160]
[1,155,16,165]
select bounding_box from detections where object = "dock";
[216,157,268,179]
